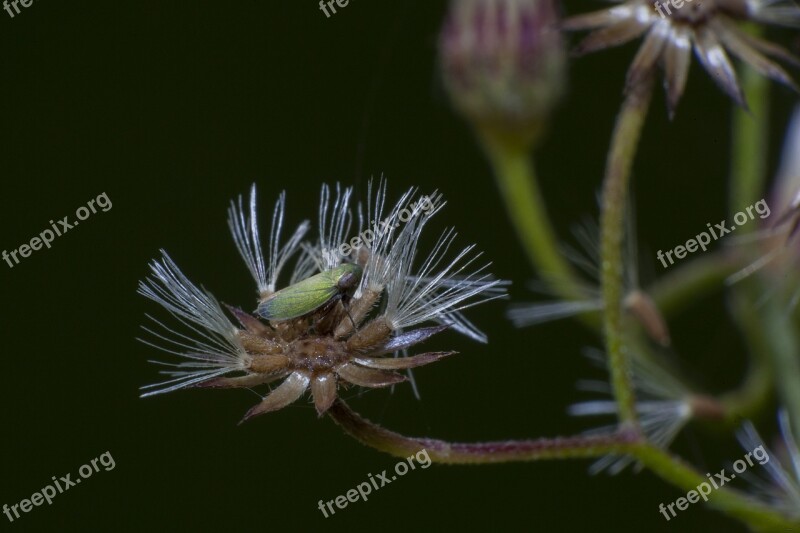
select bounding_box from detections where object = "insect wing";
[256,271,339,320]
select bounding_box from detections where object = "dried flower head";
[563,0,800,116]
[138,181,507,423]
[569,348,724,474]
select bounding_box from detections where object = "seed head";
[568,347,720,474]
[138,181,507,423]
[564,0,800,117]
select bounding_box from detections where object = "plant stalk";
[328,400,799,531]
[599,76,655,428]
[478,127,587,302]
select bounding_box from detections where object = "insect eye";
[338,272,357,290]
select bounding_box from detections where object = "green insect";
[256,263,363,321]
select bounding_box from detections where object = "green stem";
[761,300,800,443]
[649,250,741,317]
[636,445,796,531]
[729,24,770,219]
[329,400,799,531]
[726,26,800,438]
[599,76,655,427]
[478,128,587,302]
[721,287,775,422]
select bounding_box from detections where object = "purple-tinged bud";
[439,0,567,145]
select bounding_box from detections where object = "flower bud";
[439,0,567,145]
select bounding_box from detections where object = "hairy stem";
[328,399,640,463]
[599,76,655,427]
[329,400,798,530]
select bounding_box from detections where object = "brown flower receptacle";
[189,307,455,422]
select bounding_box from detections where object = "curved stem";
[649,249,741,316]
[328,400,799,531]
[636,445,796,531]
[478,128,587,302]
[599,77,655,427]
[721,285,775,422]
[328,399,641,463]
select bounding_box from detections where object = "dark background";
[0,0,796,531]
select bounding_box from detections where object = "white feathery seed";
[227,184,310,297]
[137,251,250,397]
